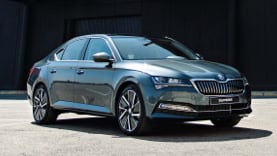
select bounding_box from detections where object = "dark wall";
[24,0,230,88]
[24,0,143,89]
[2,0,277,90]
[143,0,229,63]
[237,0,277,90]
[0,0,24,89]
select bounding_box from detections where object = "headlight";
[242,77,249,85]
[240,73,249,86]
[152,76,192,89]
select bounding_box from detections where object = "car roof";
[71,34,172,40]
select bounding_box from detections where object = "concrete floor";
[0,99,276,156]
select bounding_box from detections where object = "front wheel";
[33,85,58,124]
[116,84,150,135]
[211,117,242,127]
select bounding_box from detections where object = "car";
[27,34,252,135]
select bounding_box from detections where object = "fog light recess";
[158,103,196,112]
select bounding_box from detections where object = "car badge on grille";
[217,74,225,81]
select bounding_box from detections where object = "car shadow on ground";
[35,116,272,142]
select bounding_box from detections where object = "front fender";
[111,69,153,116]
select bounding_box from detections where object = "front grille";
[193,80,244,95]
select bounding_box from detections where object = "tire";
[211,117,242,127]
[116,84,150,135]
[32,85,58,124]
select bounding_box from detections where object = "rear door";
[74,37,115,114]
[48,39,88,106]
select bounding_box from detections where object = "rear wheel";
[116,84,150,135]
[211,117,241,127]
[33,85,58,124]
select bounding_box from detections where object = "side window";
[62,39,87,60]
[84,38,112,60]
[56,49,64,60]
[48,48,64,61]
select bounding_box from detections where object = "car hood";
[115,59,242,79]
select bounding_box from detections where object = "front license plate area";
[210,96,239,105]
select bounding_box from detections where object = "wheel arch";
[113,77,152,135]
[113,78,143,116]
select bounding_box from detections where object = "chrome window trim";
[49,35,121,63]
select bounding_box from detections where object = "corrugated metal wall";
[73,16,142,36]
[0,0,25,90]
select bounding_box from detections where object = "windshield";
[111,36,199,60]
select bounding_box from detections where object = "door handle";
[50,69,56,74]
[76,70,84,75]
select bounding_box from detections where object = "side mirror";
[195,53,204,60]
[93,52,113,62]
[93,52,114,67]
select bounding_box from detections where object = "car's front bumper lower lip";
[150,102,252,120]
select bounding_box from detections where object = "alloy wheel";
[118,89,141,132]
[33,87,48,121]
[32,85,58,124]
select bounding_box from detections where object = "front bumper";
[151,102,252,120]
[142,81,252,120]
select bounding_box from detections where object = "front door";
[74,38,115,114]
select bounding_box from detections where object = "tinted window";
[49,49,64,61]
[62,39,87,60]
[112,37,198,60]
[84,38,112,60]
[56,49,64,60]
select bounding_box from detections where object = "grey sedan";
[27,34,252,135]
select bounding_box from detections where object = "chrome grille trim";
[191,79,244,95]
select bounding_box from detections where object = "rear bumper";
[27,93,32,105]
[26,82,33,105]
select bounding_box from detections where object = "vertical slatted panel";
[73,16,142,36]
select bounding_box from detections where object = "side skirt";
[52,101,114,117]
